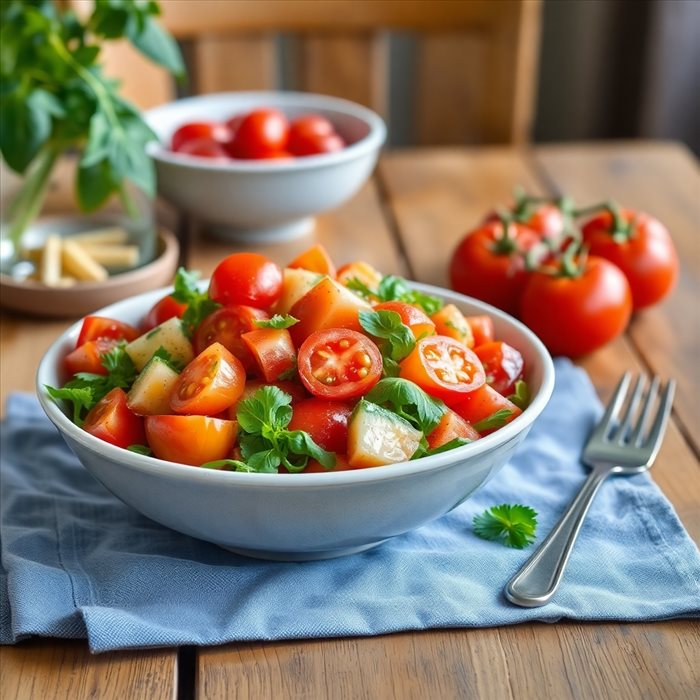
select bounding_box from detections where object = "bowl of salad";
[37,245,555,560]
[145,92,386,243]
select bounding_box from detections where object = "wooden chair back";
[77,0,541,145]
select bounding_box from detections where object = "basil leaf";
[128,15,185,77]
[358,310,415,362]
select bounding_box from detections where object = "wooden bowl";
[0,228,179,319]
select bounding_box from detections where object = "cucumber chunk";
[125,317,194,371]
[127,356,180,415]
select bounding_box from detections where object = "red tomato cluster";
[449,196,678,358]
[58,246,530,471]
[170,109,346,161]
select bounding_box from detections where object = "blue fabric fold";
[2,359,698,653]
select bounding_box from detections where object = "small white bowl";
[37,283,554,561]
[145,92,386,243]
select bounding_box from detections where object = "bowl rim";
[144,91,387,173]
[36,281,555,489]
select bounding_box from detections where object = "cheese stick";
[65,226,129,246]
[62,240,109,281]
[74,243,139,268]
[40,235,62,286]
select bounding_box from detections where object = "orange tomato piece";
[288,244,336,278]
[450,384,522,434]
[241,327,297,383]
[427,409,480,449]
[430,304,474,347]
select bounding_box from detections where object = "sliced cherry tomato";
[430,304,474,347]
[193,305,269,372]
[288,277,371,347]
[141,294,187,332]
[176,137,229,159]
[474,341,525,396]
[399,336,485,402]
[76,316,140,348]
[241,328,296,383]
[297,329,382,400]
[209,252,283,309]
[170,343,246,416]
[288,244,337,278]
[427,409,480,449]
[520,254,632,357]
[451,384,522,434]
[83,388,146,448]
[228,108,289,159]
[145,415,238,466]
[287,398,353,452]
[581,208,678,310]
[449,221,540,316]
[226,379,307,420]
[65,338,118,376]
[374,301,435,340]
[466,315,495,347]
[171,121,230,151]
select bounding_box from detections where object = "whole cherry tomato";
[581,208,678,310]
[171,122,230,151]
[142,295,187,332]
[449,221,541,316]
[288,127,345,157]
[228,108,289,159]
[176,137,229,159]
[209,253,283,309]
[520,254,632,357]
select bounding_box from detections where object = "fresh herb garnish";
[411,436,472,460]
[171,267,220,337]
[507,380,530,410]
[348,274,443,315]
[358,310,415,370]
[151,346,184,372]
[254,314,299,330]
[473,408,515,433]
[44,385,94,425]
[472,504,538,549]
[365,377,446,434]
[127,444,152,456]
[236,386,335,473]
[200,459,254,472]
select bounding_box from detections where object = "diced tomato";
[288,277,371,346]
[170,343,246,416]
[145,415,238,465]
[374,301,435,340]
[474,341,525,396]
[466,315,495,347]
[450,384,522,434]
[288,244,336,278]
[336,260,383,292]
[430,304,474,347]
[427,409,480,449]
[399,336,485,402]
[65,338,118,376]
[226,379,308,420]
[76,316,140,348]
[297,328,382,400]
[141,295,187,332]
[287,398,353,452]
[83,388,146,448]
[241,327,296,383]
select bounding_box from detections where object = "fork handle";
[504,463,613,607]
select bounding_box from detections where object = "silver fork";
[505,372,675,608]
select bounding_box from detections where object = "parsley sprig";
[254,314,299,330]
[358,309,415,377]
[171,267,220,337]
[472,504,538,549]
[347,275,444,315]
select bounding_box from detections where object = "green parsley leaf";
[507,380,530,410]
[171,267,220,337]
[201,459,257,472]
[473,409,515,433]
[423,437,472,456]
[358,310,415,363]
[45,385,94,425]
[237,385,293,434]
[151,346,184,373]
[472,504,538,549]
[254,314,299,330]
[365,377,446,434]
[347,274,444,315]
[127,444,152,456]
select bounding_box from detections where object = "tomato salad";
[47,245,530,473]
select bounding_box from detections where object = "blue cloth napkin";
[2,359,699,653]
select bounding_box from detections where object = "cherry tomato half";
[228,108,289,159]
[65,338,118,376]
[170,343,246,415]
[209,253,283,309]
[83,388,146,448]
[399,335,485,402]
[297,329,382,400]
[474,341,525,396]
[76,316,140,348]
[171,121,230,152]
[287,398,354,453]
[145,415,238,465]
[141,294,188,332]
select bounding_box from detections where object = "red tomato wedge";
[399,336,485,402]
[474,341,525,396]
[289,277,371,346]
[141,295,187,332]
[170,343,246,416]
[145,415,238,465]
[241,327,296,383]
[451,384,522,434]
[287,398,353,453]
[297,329,382,400]
[65,338,118,376]
[209,253,283,309]
[373,301,435,340]
[427,409,480,449]
[76,316,140,348]
[430,304,474,347]
[288,244,337,278]
[83,388,146,448]
[465,315,495,347]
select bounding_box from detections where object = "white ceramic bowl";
[145,92,386,243]
[37,283,555,561]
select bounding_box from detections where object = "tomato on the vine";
[209,253,283,309]
[581,208,678,310]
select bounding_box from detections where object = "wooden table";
[1,142,698,699]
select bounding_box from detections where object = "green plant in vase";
[0,0,183,264]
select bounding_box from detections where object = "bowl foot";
[206,217,315,244]
[219,539,387,561]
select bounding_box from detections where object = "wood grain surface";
[1,143,698,699]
